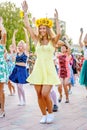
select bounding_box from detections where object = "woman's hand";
[0,17,6,33]
[80,28,83,35]
[21,0,28,13]
[54,8,58,19]
[32,17,36,25]
[79,28,84,47]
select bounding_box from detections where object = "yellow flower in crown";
[19,10,24,19]
[35,18,53,28]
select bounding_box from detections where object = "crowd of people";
[0,0,87,125]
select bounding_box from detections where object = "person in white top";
[79,28,87,92]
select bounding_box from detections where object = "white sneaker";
[0,112,5,118]
[40,115,47,124]
[18,102,26,106]
[46,113,54,124]
[22,101,26,106]
[68,89,72,94]
[18,100,26,106]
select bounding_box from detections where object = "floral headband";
[35,18,53,28]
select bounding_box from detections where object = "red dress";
[58,53,70,79]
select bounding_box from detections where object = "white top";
[83,46,87,59]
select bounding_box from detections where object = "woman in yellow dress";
[22,1,61,124]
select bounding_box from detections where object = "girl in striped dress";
[0,17,7,117]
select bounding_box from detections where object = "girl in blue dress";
[9,28,29,106]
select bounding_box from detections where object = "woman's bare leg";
[0,83,5,112]
[58,83,62,102]
[63,78,69,102]
[34,85,47,115]
[42,85,53,113]
[8,81,15,95]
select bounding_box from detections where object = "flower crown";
[35,18,53,28]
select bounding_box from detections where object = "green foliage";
[0,1,32,51]
[30,43,35,53]
[0,1,72,52]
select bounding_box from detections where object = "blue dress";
[9,53,29,84]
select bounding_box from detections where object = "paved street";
[0,82,87,130]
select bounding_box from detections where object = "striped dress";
[0,44,8,82]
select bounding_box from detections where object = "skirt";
[79,60,87,86]
[9,65,29,84]
[69,65,75,86]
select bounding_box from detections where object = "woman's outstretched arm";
[22,0,38,43]
[53,9,61,44]
[23,27,30,52]
[79,28,83,48]
[12,29,18,50]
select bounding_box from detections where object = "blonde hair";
[18,40,26,50]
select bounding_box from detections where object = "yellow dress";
[27,42,60,85]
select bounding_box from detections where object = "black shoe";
[53,105,58,112]
[58,98,62,103]
[58,95,62,103]
[58,99,61,102]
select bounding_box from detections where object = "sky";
[0,0,87,44]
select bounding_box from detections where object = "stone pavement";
[0,82,87,130]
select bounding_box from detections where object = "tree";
[0,1,32,51]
